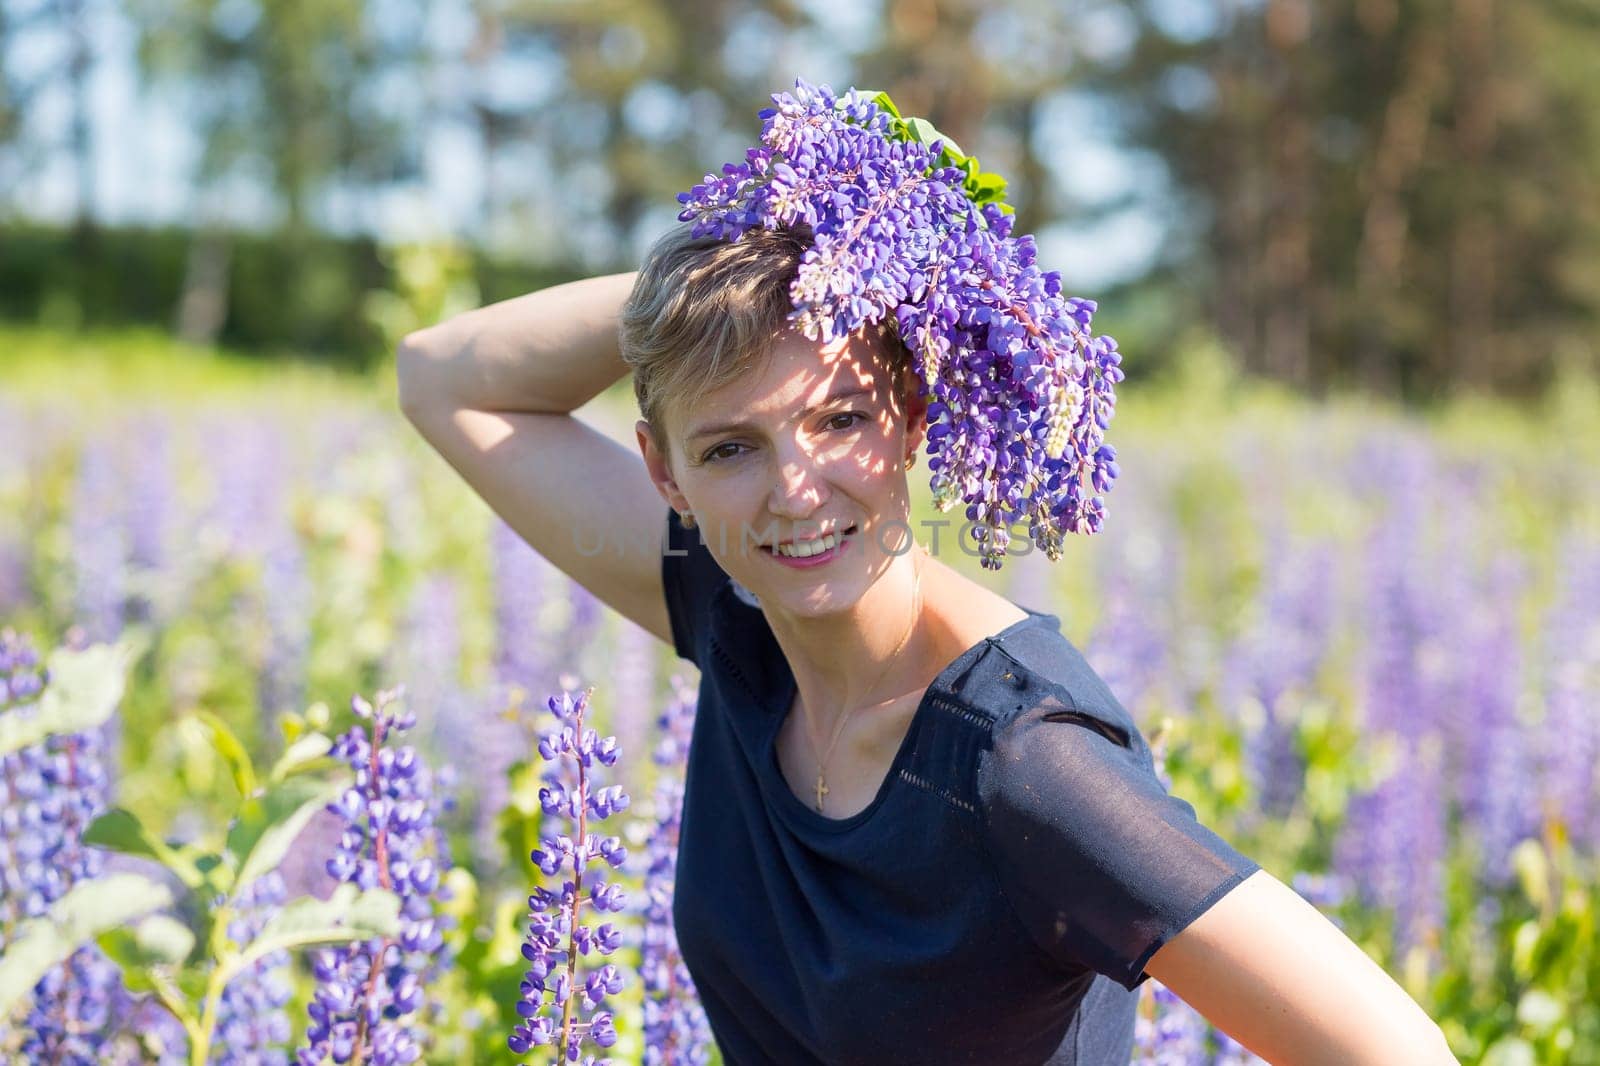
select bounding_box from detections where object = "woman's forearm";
[396,270,638,416]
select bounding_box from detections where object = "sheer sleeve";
[977,676,1261,992]
[660,506,730,668]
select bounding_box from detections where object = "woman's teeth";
[772,525,855,558]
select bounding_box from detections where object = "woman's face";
[642,324,927,615]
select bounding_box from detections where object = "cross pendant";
[814,773,828,812]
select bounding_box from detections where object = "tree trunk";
[1352,30,1445,395]
[65,0,96,255]
[1262,0,1313,388]
[1447,0,1498,394]
[174,222,232,347]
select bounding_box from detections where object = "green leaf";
[0,873,175,1015]
[905,116,964,159]
[214,884,402,991]
[191,708,258,798]
[268,732,335,783]
[97,913,196,971]
[82,808,205,890]
[0,633,147,757]
[867,90,901,120]
[228,774,350,897]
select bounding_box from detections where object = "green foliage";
[0,632,147,757]
[225,776,348,897]
[0,874,175,1014]
[859,88,1014,215]
[0,222,578,373]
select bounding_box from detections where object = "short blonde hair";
[619,223,912,462]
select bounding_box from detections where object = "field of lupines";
[1,331,1597,1065]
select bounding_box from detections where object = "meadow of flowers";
[0,332,1596,1065]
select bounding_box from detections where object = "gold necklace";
[808,547,925,814]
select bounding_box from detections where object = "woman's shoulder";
[927,575,1140,750]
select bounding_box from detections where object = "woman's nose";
[768,444,829,515]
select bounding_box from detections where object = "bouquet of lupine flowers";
[676,77,1125,569]
[509,685,628,1066]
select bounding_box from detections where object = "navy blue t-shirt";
[661,508,1260,1065]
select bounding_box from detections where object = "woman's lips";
[761,524,858,568]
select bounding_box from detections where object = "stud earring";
[904,454,917,471]
[679,511,697,529]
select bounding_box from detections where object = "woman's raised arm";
[395,272,678,649]
[396,271,638,415]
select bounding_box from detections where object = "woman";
[396,224,1456,1065]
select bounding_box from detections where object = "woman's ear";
[899,364,929,457]
[637,418,690,514]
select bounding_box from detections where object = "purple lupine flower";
[1540,534,1600,855]
[483,516,558,875]
[22,945,128,1063]
[69,436,130,646]
[1,625,50,945]
[555,582,607,698]
[122,409,179,627]
[197,412,291,561]
[1290,871,1352,923]
[675,76,1123,570]
[104,993,190,1064]
[0,396,30,615]
[214,869,293,1065]
[641,675,711,1066]
[1452,555,1539,889]
[0,535,26,619]
[256,519,312,727]
[509,685,629,1065]
[0,627,127,1062]
[1084,531,1179,718]
[298,687,448,1066]
[1132,979,1209,1064]
[605,617,660,799]
[1220,531,1337,825]
[1357,436,1445,743]
[1210,1027,1269,1065]
[1332,732,1448,967]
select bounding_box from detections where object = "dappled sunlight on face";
[666,323,924,613]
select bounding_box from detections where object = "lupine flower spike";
[297,685,447,1066]
[676,77,1124,569]
[509,685,629,1066]
[1,626,128,1062]
[640,675,711,1065]
[215,870,293,1065]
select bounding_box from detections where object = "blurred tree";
[126,0,423,346]
[0,0,48,212]
[440,0,812,263]
[1083,0,1600,399]
[0,1,102,250]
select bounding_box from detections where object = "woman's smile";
[760,523,860,567]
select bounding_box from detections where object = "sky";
[3,0,1177,291]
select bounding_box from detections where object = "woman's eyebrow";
[685,386,875,441]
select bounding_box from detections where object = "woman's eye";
[827,411,867,432]
[702,413,865,464]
